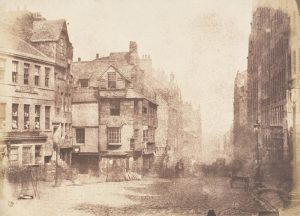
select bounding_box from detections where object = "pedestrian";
[175,162,179,178]
[179,159,184,177]
[207,209,216,216]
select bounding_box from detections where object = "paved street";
[1,176,266,216]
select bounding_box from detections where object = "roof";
[71,57,134,81]
[0,33,54,63]
[31,19,66,42]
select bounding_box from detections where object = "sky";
[3,0,253,146]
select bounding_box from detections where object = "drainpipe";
[98,89,101,175]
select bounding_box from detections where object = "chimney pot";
[78,57,81,62]
[96,53,99,59]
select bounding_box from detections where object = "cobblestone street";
[1,176,266,216]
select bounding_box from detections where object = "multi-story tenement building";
[71,42,158,175]
[251,0,300,204]
[0,22,55,167]
[182,102,202,159]
[233,70,249,160]
[0,11,73,167]
[141,58,185,164]
[247,6,293,184]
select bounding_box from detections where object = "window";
[22,146,32,165]
[108,127,121,145]
[12,104,18,129]
[143,129,148,142]
[79,79,88,88]
[56,107,60,115]
[24,63,29,85]
[45,67,50,87]
[35,105,40,129]
[34,66,40,86]
[134,100,138,115]
[142,105,148,114]
[9,147,19,166]
[0,59,5,80]
[76,128,85,144]
[134,129,139,140]
[65,123,69,139]
[110,100,120,116]
[12,61,18,83]
[24,104,30,129]
[149,127,155,142]
[108,72,116,89]
[45,106,50,129]
[0,103,6,129]
[130,139,135,150]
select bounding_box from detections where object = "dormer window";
[108,72,116,89]
[79,79,88,88]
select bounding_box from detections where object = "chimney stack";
[78,57,81,62]
[128,41,139,65]
[129,41,138,53]
[96,53,99,59]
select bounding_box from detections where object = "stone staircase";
[147,154,165,177]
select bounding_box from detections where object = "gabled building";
[71,42,158,176]
[0,11,73,167]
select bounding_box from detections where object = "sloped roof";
[31,19,65,42]
[0,33,54,63]
[71,59,134,81]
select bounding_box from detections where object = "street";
[1,176,266,216]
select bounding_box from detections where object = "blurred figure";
[207,209,216,216]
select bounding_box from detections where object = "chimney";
[78,57,81,62]
[96,53,99,59]
[129,41,138,54]
[128,41,139,65]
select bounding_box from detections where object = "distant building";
[71,42,158,175]
[142,58,184,164]
[233,70,249,160]
[182,102,202,160]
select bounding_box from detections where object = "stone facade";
[233,70,251,160]
[247,7,291,167]
[71,42,158,176]
[0,11,73,168]
[181,102,202,160]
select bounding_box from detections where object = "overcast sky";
[4,0,253,145]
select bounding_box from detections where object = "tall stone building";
[233,70,250,160]
[247,1,300,211]
[246,3,300,193]
[141,57,185,166]
[0,11,73,167]
[71,42,158,175]
[182,102,202,160]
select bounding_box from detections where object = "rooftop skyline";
[2,0,253,145]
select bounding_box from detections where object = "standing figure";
[175,162,180,178]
